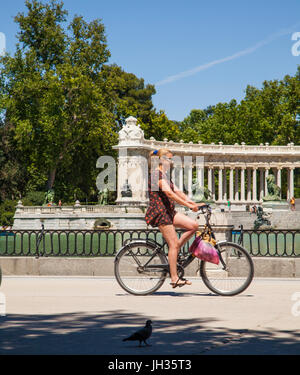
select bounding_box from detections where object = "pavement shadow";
[116,291,254,297]
[0,310,299,355]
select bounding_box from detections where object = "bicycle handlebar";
[197,204,211,213]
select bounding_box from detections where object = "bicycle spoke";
[200,242,254,296]
[115,243,168,295]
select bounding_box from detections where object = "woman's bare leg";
[158,224,181,284]
[159,213,198,286]
[173,212,199,248]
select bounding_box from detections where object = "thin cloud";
[155,23,300,87]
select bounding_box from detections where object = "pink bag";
[189,236,220,265]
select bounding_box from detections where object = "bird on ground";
[122,320,152,347]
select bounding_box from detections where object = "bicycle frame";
[115,205,254,296]
[116,205,243,275]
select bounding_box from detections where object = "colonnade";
[173,165,295,203]
[114,116,300,207]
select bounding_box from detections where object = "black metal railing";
[0,228,299,257]
[0,229,194,257]
[231,228,300,257]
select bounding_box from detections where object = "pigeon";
[122,320,152,347]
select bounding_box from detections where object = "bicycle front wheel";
[200,242,254,296]
[114,242,168,296]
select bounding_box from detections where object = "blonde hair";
[148,148,172,171]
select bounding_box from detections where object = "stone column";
[218,167,223,202]
[287,168,290,200]
[264,167,269,196]
[187,161,193,199]
[212,168,216,201]
[235,168,239,201]
[223,168,227,202]
[276,167,282,199]
[247,168,252,202]
[229,167,234,202]
[252,167,257,202]
[259,168,264,200]
[208,167,213,196]
[288,167,295,200]
[240,167,246,201]
[179,163,184,191]
[196,165,204,189]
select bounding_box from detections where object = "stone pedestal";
[113,116,148,207]
[262,201,290,210]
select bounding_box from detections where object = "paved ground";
[0,276,300,355]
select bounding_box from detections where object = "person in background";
[290,197,296,211]
[227,200,231,212]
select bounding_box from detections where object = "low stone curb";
[1,256,300,278]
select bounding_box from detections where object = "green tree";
[101,64,157,129]
[179,66,300,146]
[0,0,116,195]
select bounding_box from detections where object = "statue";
[121,179,132,198]
[43,189,55,206]
[253,206,271,229]
[98,188,109,205]
[263,175,281,202]
[191,178,214,203]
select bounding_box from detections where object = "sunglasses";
[161,156,174,163]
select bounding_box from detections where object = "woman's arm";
[172,183,192,202]
[159,179,198,210]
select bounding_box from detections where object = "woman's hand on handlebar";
[187,202,199,212]
[187,201,209,212]
[197,202,209,211]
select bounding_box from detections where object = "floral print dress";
[145,169,177,227]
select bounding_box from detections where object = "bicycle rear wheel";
[114,242,168,296]
[200,242,254,296]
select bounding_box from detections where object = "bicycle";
[114,205,254,296]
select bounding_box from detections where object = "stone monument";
[98,188,109,206]
[253,206,271,229]
[262,174,289,209]
[191,178,214,203]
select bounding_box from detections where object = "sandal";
[170,278,192,289]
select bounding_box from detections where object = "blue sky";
[0,0,299,121]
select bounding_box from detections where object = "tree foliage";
[0,0,299,209]
[180,67,300,145]
[0,0,161,203]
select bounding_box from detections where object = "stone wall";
[1,257,300,278]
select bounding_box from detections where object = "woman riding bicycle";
[145,148,206,289]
